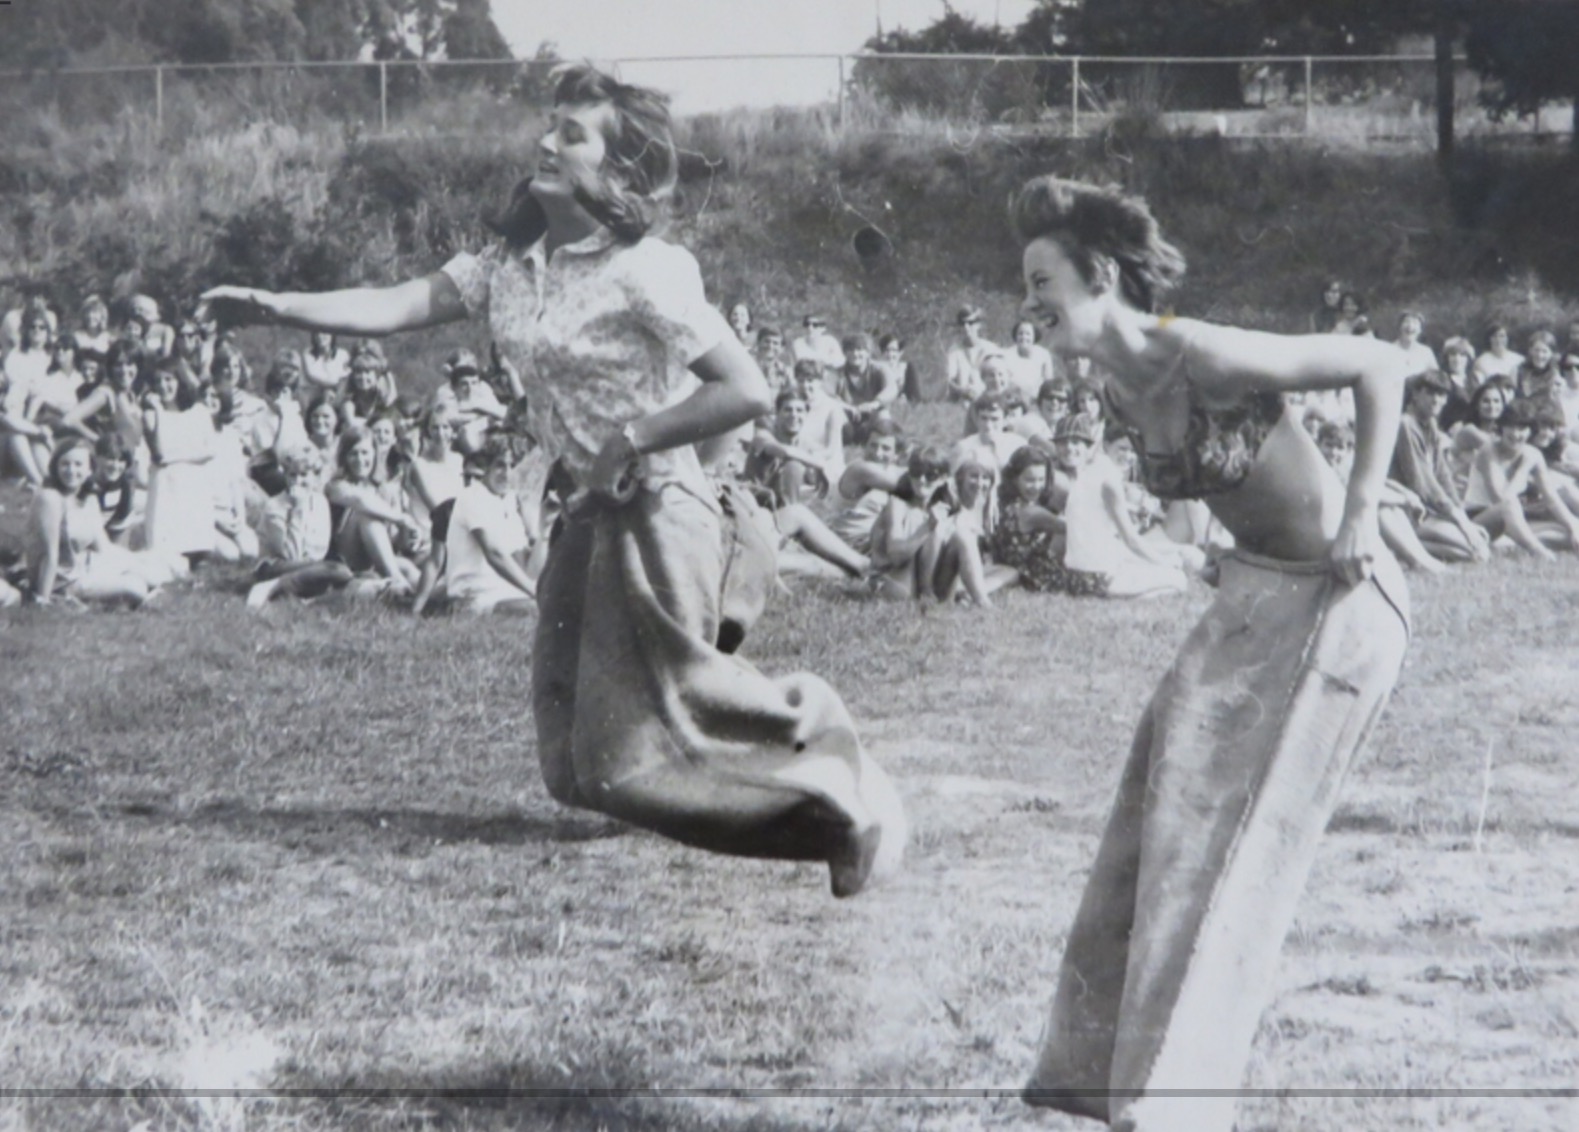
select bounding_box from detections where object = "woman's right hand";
[198,287,282,328]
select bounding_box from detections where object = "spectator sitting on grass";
[58,342,147,484]
[1448,378,1513,493]
[204,386,261,564]
[245,444,355,609]
[1515,329,1562,410]
[340,342,396,430]
[141,367,215,570]
[747,386,837,506]
[1332,291,1370,336]
[126,295,175,360]
[791,313,844,385]
[303,393,340,459]
[1054,412,1191,599]
[874,333,924,405]
[325,425,424,597]
[826,419,904,555]
[440,435,538,614]
[834,333,898,444]
[429,348,506,454]
[952,391,1025,474]
[1310,278,1343,333]
[988,444,1065,593]
[937,456,1017,607]
[1462,397,1579,560]
[73,294,112,357]
[401,406,465,537]
[0,292,57,356]
[1438,335,1478,428]
[1319,420,1446,575]
[944,305,996,402]
[1017,379,1071,448]
[870,444,953,601]
[751,325,792,395]
[726,300,756,350]
[302,331,350,393]
[87,434,140,547]
[26,437,160,608]
[1473,322,1524,383]
[1002,318,1056,401]
[1,311,63,487]
[1387,370,1492,565]
[1393,311,1437,374]
[367,409,403,487]
[1558,351,1579,441]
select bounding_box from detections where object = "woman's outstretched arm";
[201,273,468,338]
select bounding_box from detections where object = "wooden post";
[838,55,846,132]
[379,61,388,133]
[1304,56,1313,136]
[1071,56,1080,138]
[1436,22,1455,167]
[155,66,164,133]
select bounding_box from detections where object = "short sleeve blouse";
[442,231,732,495]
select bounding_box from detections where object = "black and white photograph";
[1,1,1576,1129]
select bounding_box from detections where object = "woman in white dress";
[142,368,215,565]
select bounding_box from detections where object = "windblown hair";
[495,62,679,247]
[1009,177,1186,314]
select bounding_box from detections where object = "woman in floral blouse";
[203,63,904,899]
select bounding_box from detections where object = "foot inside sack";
[826,762,908,899]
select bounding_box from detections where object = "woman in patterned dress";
[202,63,904,899]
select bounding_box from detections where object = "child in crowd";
[1319,420,1445,575]
[59,342,147,482]
[1393,310,1437,373]
[1474,323,1523,383]
[827,420,904,554]
[834,333,898,443]
[340,343,397,429]
[429,348,505,454]
[325,425,425,596]
[989,445,1065,592]
[748,386,839,506]
[1002,318,1056,401]
[1463,398,1579,559]
[1054,413,1192,599]
[1388,370,1492,565]
[246,445,356,608]
[944,305,996,402]
[952,392,1025,473]
[302,331,350,392]
[755,326,794,395]
[87,434,140,546]
[26,438,163,607]
[142,368,215,568]
[442,435,538,614]
[875,333,924,404]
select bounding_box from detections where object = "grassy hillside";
[6,102,1579,396]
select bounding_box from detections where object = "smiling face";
[1474,384,1509,425]
[370,417,397,450]
[1054,435,1094,471]
[532,101,615,207]
[155,370,181,406]
[728,304,751,333]
[775,397,808,439]
[866,434,898,465]
[955,464,993,506]
[342,437,375,482]
[350,363,379,394]
[1528,340,1554,370]
[883,340,902,365]
[1398,315,1422,343]
[1012,461,1048,503]
[94,450,127,485]
[54,446,93,494]
[975,404,1005,437]
[109,354,137,390]
[1014,321,1036,352]
[980,359,1009,394]
[425,413,457,451]
[1022,237,1105,356]
[848,346,871,372]
[307,402,338,438]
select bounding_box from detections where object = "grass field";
[2,391,1577,1131]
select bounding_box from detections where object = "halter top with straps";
[1100,326,1285,501]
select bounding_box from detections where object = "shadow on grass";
[274,1060,835,1132]
[116,799,631,851]
[1327,806,1579,841]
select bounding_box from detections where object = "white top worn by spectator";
[442,230,731,497]
[260,483,332,563]
[445,478,532,610]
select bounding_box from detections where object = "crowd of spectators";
[4,284,1578,613]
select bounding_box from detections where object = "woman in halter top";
[1012,177,1415,1132]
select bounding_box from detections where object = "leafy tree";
[1465,0,1579,149]
[851,4,1026,120]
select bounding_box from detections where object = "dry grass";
[2,434,1577,1131]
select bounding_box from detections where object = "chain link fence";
[1,53,1571,146]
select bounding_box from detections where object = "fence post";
[379,61,388,133]
[1071,57,1080,138]
[155,66,164,133]
[1304,56,1313,136]
[837,55,845,133]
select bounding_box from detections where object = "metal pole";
[838,55,845,133]
[379,61,388,133]
[155,66,163,133]
[1071,57,1080,138]
[1304,56,1312,136]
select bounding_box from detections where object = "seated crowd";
[4,285,1579,613]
